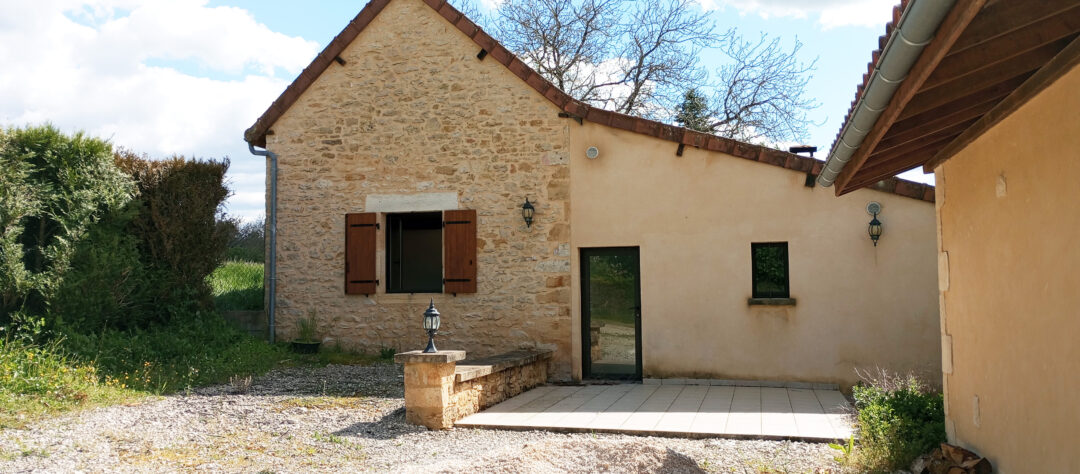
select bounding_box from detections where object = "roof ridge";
[244,0,934,203]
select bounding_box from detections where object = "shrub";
[0,125,133,326]
[115,150,232,319]
[208,261,264,311]
[851,370,946,472]
[51,208,146,331]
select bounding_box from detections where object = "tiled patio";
[455,384,854,441]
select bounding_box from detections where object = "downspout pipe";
[817,0,956,187]
[248,143,278,343]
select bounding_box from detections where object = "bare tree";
[450,0,817,144]
[492,0,622,105]
[707,34,817,143]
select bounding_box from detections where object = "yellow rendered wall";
[936,64,1080,472]
[569,123,941,387]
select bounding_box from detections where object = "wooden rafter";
[835,0,988,195]
[949,0,1079,54]
[904,47,1054,118]
[924,35,1080,171]
[923,10,1080,89]
[879,100,997,147]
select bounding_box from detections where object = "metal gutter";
[817,0,956,187]
[248,143,278,343]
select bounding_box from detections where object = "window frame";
[750,242,790,299]
[385,211,444,294]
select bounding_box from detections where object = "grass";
[0,337,140,429]
[208,260,264,311]
[2,260,398,429]
[62,312,287,394]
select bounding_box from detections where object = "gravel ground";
[0,363,845,473]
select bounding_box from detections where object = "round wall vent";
[586,146,600,159]
[866,201,882,215]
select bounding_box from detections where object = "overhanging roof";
[244,0,936,202]
[823,0,1080,195]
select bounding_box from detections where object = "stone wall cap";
[455,349,554,383]
[394,350,467,364]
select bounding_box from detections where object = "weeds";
[229,374,253,394]
[62,312,287,393]
[0,337,137,428]
[379,347,396,360]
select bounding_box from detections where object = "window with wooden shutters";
[345,213,378,295]
[443,209,477,294]
[386,212,443,293]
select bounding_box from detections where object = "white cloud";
[697,0,896,29]
[0,0,319,222]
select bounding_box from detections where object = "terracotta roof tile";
[244,0,933,203]
[831,1,910,156]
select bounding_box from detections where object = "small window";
[751,242,789,298]
[387,212,443,293]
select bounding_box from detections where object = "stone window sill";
[747,297,796,306]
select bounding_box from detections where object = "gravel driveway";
[0,363,844,473]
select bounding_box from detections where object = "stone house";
[245,0,940,387]
[814,1,1080,471]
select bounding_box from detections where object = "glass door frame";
[580,246,642,380]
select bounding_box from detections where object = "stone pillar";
[393,350,466,430]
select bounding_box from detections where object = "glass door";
[581,247,641,380]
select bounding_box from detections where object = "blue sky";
[0,0,931,223]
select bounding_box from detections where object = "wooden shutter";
[443,209,477,294]
[345,213,378,295]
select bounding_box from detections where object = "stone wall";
[395,349,551,430]
[265,0,572,377]
[449,354,550,421]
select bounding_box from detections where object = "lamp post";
[521,198,535,228]
[422,299,441,353]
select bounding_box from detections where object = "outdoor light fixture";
[422,299,441,353]
[521,198,535,228]
[867,202,883,246]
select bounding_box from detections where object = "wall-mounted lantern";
[522,198,535,228]
[422,299,441,353]
[867,202,883,246]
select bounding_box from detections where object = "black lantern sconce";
[422,299,441,353]
[521,198,535,228]
[867,202,883,246]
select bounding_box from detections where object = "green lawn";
[208,261,264,311]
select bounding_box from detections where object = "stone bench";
[394,349,553,430]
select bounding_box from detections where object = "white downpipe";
[817,0,956,187]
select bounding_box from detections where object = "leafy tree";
[454,0,817,143]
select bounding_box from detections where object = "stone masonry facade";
[266,0,573,378]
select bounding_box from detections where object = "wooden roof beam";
[834,0,987,196]
[901,49,1047,120]
[924,10,1080,89]
[879,99,997,146]
[925,35,1080,171]
[949,0,1080,54]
